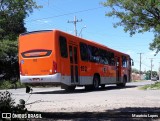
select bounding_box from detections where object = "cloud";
[37,20,50,24]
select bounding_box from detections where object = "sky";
[25,0,160,72]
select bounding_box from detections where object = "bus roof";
[20,29,130,57]
[20,30,52,36]
[53,30,130,57]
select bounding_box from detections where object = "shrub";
[0,80,25,89]
[0,91,27,120]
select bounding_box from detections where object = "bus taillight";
[19,63,24,75]
[52,61,57,73]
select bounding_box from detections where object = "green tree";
[0,40,18,79]
[102,0,160,55]
[0,0,40,40]
[145,70,157,79]
[132,68,139,74]
[0,0,41,80]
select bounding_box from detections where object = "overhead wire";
[25,7,104,22]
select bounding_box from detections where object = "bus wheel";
[93,75,99,90]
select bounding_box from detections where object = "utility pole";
[137,53,143,80]
[158,62,160,81]
[149,58,154,79]
[68,16,82,36]
[151,59,153,79]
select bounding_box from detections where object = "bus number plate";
[81,66,87,72]
[32,78,40,81]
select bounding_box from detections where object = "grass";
[0,80,25,89]
[140,82,160,90]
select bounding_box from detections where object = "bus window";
[88,45,99,63]
[80,43,88,61]
[59,36,68,58]
[99,49,108,65]
[106,51,115,66]
[122,56,127,67]
[69,46,73,63]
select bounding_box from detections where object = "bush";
[0,91,27,120]
[0,91,15,113]
[0,80,25,89]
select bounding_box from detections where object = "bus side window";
[111,53,115,66]
[106,51,115,66]
[99,49,108,65]
[93,46,99,63]
[80,43,88,61]
[59,36,68,58]
[122,56,127,67]
[88,45,99,63]
[88,45,93,61]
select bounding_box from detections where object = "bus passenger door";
[115,57,120,82]
[69,45,79,84]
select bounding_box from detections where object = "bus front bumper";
[20,73,62,85]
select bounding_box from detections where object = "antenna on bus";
[68,16,82,36]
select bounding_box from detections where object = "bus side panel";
[79,61,93,85]
[78,41,112,85]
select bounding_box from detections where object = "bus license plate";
[32,78,40,81]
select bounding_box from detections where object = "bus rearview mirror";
[132,61,134,66]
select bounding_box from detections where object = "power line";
[25,7,103,22]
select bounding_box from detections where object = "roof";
[20,30,52,36]
[54,30,130,57]
[20,29,130,57]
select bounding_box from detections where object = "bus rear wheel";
[93,75,99,90]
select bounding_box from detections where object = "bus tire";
[117,76,126,87]
[93,75,100,90]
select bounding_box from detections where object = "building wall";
[132,73,146,80]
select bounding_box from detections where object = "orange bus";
[18,30,133,92]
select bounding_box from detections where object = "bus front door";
[69,45,79,84]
